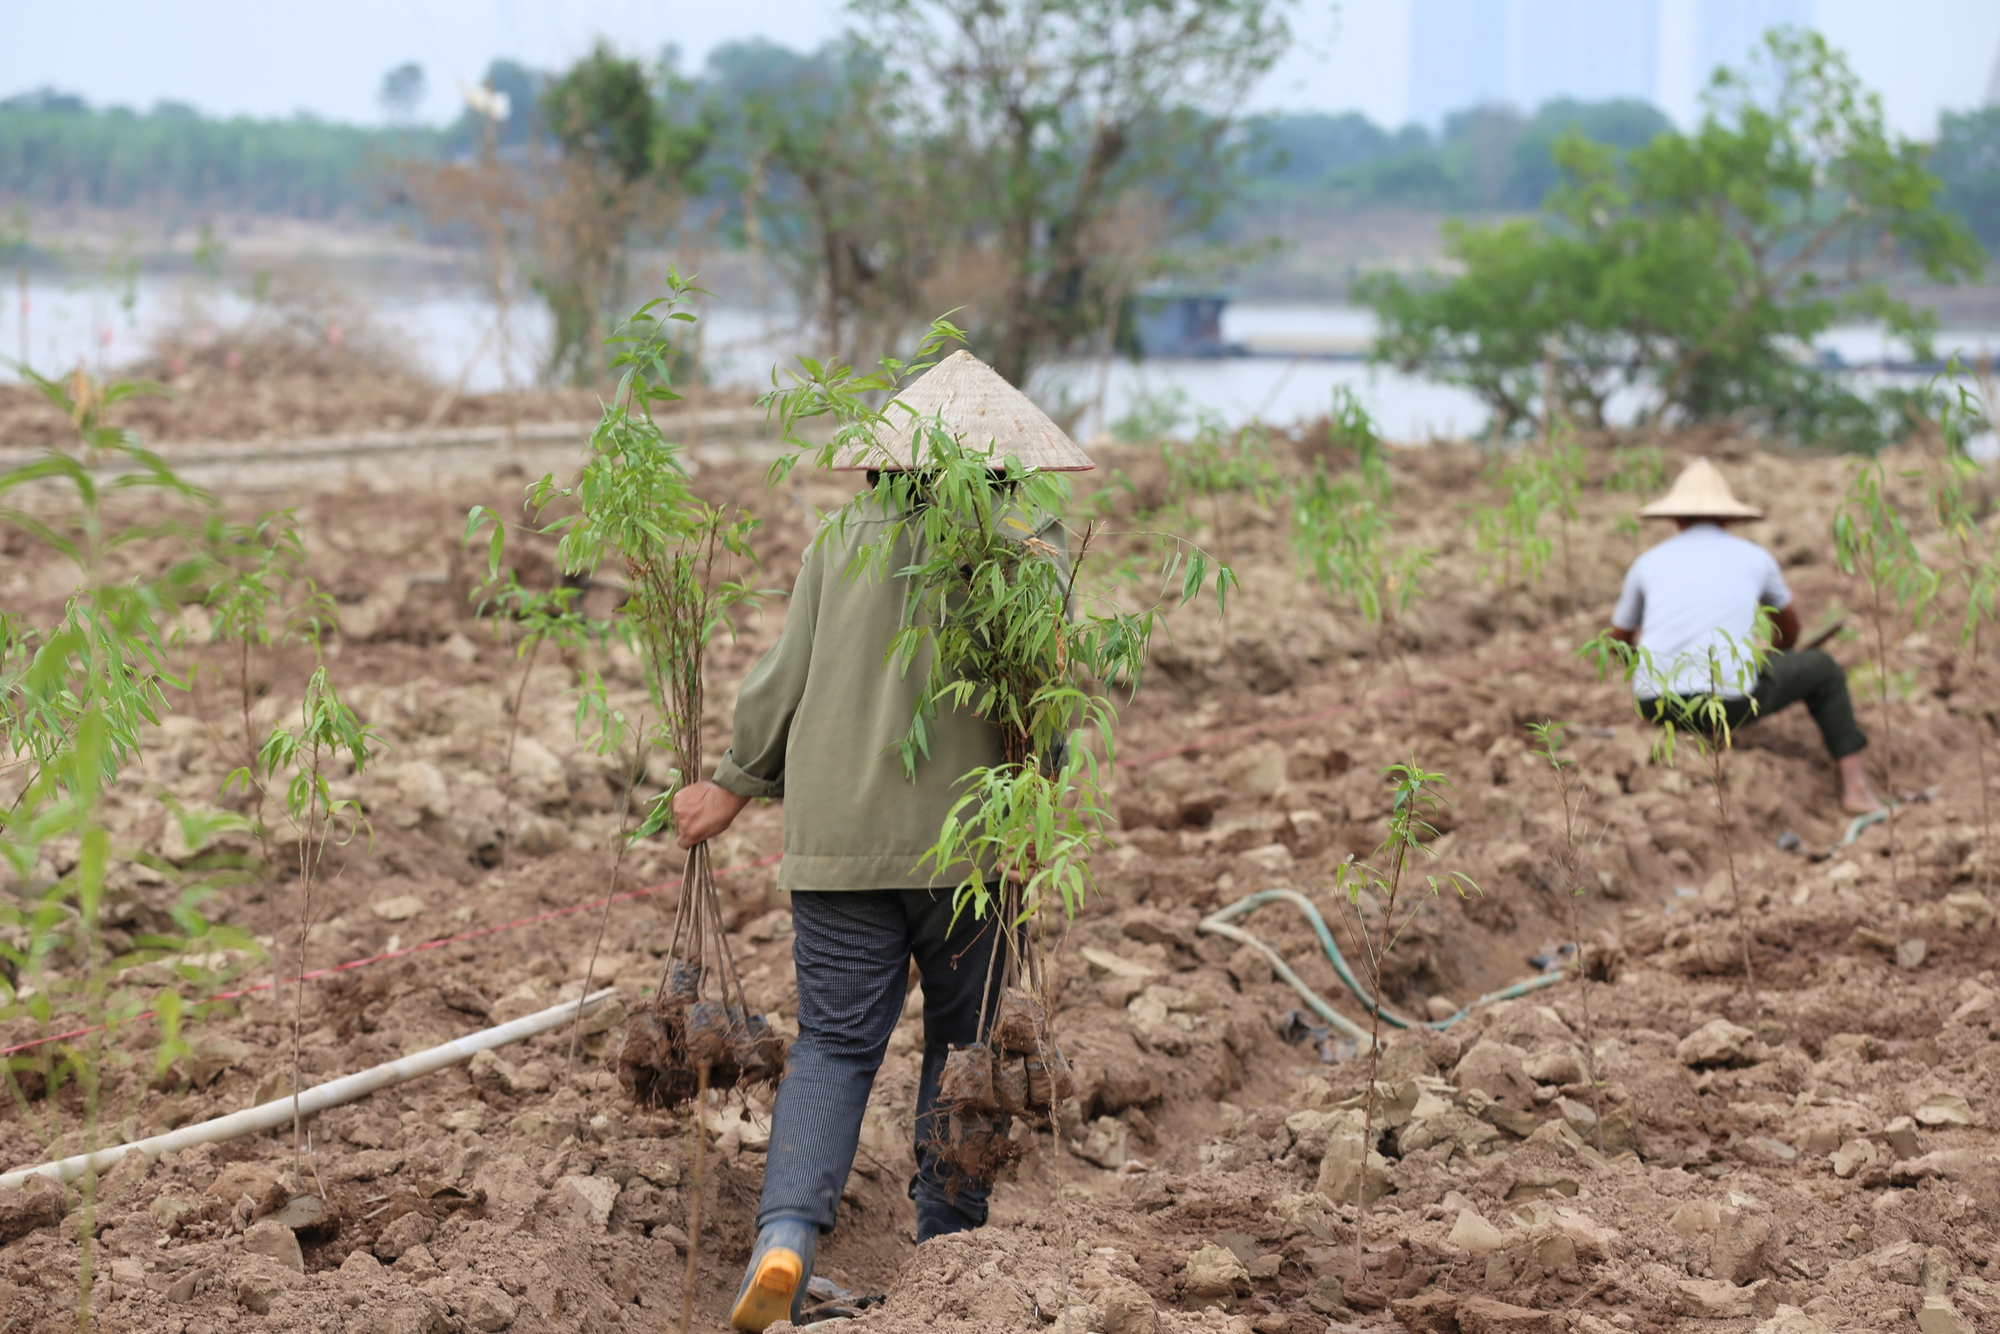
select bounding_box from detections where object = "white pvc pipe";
[0,988,617,1190]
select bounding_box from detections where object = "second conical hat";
[829,350,1096,473]
[1638,457,1764,520]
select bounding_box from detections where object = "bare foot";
[1836,755,1883,817]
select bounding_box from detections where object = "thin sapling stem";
[249,667,377,1173]
[1835,463,1938,960]
[1333,761,1474,1286]
[1527,721,1604,1150]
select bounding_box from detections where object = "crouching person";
[1608,458,1881,815]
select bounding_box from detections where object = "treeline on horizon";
[4,54,1998,252]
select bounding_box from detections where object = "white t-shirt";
[1611,523,1791,699]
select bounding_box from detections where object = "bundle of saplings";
[481,281,782,1108]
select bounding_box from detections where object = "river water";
[6,273,1996,446]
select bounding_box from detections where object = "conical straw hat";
[1638,457,1764,520]
[829,350,1096,473]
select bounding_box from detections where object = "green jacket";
[713,491,1064,891]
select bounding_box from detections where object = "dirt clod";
[242,1216,305,1272]
[0,1178,64,1245]
[467,1287,519,1331]
[1456,1295,1565,1334]
[1676,1017,1758,1067]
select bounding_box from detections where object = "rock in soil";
[0,1178,64,1245]
[241,1217,304,1272]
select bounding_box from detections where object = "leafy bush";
[1358,29,1985,447]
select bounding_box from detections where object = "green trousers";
[1640,648,1868,760]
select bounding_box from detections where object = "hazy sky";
[4,0,1997,137]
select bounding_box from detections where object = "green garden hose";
[1198,888,1565,1046]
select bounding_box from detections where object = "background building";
[1407,0,1512,129]
[1410,0,1817,128]
[1510,0,1659,112]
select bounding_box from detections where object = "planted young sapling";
[1833,462,1938,959]
[246,665,378,1173]
[1289,392,1434,724]
[1585,625,1771,1002]
[1473,433,1587,615]
[1604,445,1670,565]
[0,366,257,1328]
[199,510,329,863]
[1331,760,1474,1282]
[1525,720,1604,1149]
[460,558,608,865]
[1161,410,1280,571]
[1925,364,1997,887]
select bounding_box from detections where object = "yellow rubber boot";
[729,1218,817,1332]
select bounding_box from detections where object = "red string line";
[0,851,786,1058]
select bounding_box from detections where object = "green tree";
[0,93,432,218]
[1360,29,1985,446]
[538,44,657,384]
[378,63,428,122]
[1500,97,1674,208]
[710,39,940,365]
[1337,144,1456,207]
[853,0,1294,385]
[545,48,657,185]
[432,60,552,158]
[1439,105,1528,209]
[1273,100,1668,212]
[1935,106,2000,252]
[1242,111,1398,189]
[536,45,712,384]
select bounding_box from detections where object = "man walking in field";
[1607,457,1882,814]
[670,351,1092,1332]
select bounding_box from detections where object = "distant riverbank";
[5,271,1995,445]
